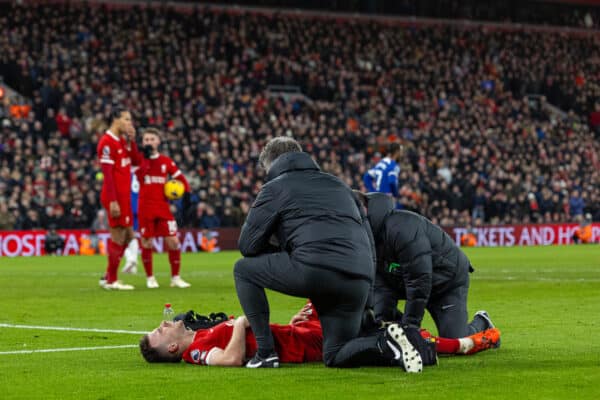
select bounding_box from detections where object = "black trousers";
[373,254,487,338]
[234,251,387,367]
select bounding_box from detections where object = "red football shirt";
[182,320,323,365]
[136,154,182,219]
[97,131,135,205]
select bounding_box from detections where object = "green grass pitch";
[1,246,599,399]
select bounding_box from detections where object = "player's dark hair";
[386,142,402,156]
[109,106,129,123]
[142,127,162,139]
[258,136,302,171]
[139,335,182,363]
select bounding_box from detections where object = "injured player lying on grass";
[139,303,500,367]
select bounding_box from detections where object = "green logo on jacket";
[388,262,401,273]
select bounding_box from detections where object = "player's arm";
[393,227,433,328]
[168,160,190,192]
[98,142,119,215]
[125,127,143,166]
[238,183,280,256]
[205,317,248,367]
[363,169,376,192]
[372,272,400,322]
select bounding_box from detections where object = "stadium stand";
[0,1,598,230]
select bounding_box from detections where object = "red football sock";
[168,249,181,277]
[420,329,460,354]
[141,247,153,277]
[106,239,125,283]
[434,337,461,354]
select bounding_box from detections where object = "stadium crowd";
[0,2,599,231]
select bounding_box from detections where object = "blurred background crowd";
[0,1,598,231]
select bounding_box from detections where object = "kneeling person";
[357,192,498,340]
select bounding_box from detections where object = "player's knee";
[233,258,251,279]
[166,238,180,251]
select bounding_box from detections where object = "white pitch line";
[0,323,147,335]
[0,345,137,355]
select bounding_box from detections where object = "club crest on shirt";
[191,349,201,363]
[161,164,166,173]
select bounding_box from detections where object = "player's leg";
[102,226,134,290]
[317,276,423,372]
[139,217,158,288]
[122,235,139,274]
[140,236,158,288]
[161,219,190,288]
[427,284,471,338]
[420,328,500,355]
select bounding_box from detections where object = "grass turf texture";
[1,246,599,399]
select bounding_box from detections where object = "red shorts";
[102,200,133,228]
[139,216,178,238]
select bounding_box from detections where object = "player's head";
[258,136,302,172]
[109,106,132,135]
[386,142,403,162]
[142,127,161,153]
[139,320,187,363]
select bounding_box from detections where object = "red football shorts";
[102,200,133,228]
[139,216,178,238]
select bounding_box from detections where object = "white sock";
[458,338,474,354]
[124,239,139,264]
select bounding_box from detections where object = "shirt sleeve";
[98,140,115,165]
[167,158,190,192]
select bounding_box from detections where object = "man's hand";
[126,126,136,142]
[235,316,250,329]
[289,303,313,325]
[109,201,121,218]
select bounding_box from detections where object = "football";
[164,179,185,200]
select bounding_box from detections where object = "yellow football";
[164,179,185,200]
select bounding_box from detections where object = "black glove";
[142,144,153,159]
[403,326,438,366]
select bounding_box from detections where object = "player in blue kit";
[363,143,402,196]
[123,168,140,274]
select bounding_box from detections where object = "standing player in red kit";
[136,127,191,289]
[97,107,142,290]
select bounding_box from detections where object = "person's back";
[366,193,468,294]
[364,192,491,340]
[254,151,372,279]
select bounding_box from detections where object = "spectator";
[0,203,16,230]
[44,226,65,255]
[199,205,221,229]
[569,190,585,220]
[0,3,597,230]
[91,209,109,231]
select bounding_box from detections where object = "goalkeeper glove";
[142,145,153,158]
